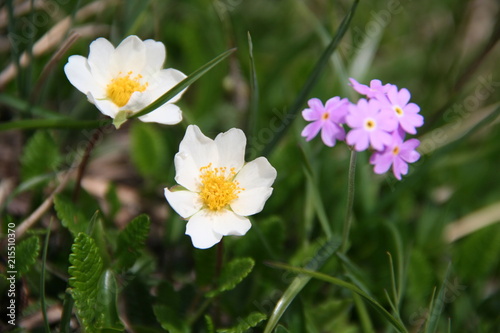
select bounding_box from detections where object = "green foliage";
[54,195,89,237]
[68,233,105,332]
[153,304,189,333]
[130,122,168,179]
[206,257,255,298]
[15,236,40,278]
[21,131,60,182]
[217,312,267,333]
[115,214,151,271]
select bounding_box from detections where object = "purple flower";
[301,97,349,147]
[346,98,397,151]
[377,85,424,135]
[370,132,420,180]
[349,78,393,99]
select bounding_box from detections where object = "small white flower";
[64,35,187,127]
[165,125,277,249]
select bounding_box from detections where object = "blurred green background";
[1,0,499,332]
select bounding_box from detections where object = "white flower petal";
[211,209,251,236]
[230,187,273,216]
[214,128,246,172]
[89,92,118,118]
[235,157,277,189]
[143,39,166,73]
[110,35,146,75]
[64,56,101,96]
[174,125,218,191]
[147,69,187,104]
[164,188,202,218]
[138,103,182,125]
[87,37,114,85]
[185,211,223,249]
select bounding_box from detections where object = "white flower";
[64,35,187,127]
[165,125,277,249]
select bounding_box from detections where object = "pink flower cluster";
[301,78,423,180]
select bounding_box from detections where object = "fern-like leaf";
[68,233,104,332]
[206,257,255,298]
[54,195,88,237]
[21,131,60,182]
[115,214,151,271]
[216,312,267,333]
[16,236,40,278]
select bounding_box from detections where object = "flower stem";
[341,149,357,253]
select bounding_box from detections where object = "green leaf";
[21,131,61,182]
[130,48,236,119]
[153,304,189,333]
[98,270,125,331]
[216,312,267,333]
[16,236,40,278]
[205,315,215,333]
[112,110,132,129]
[115,214,151,271]
[206,257,255,298]
[130,122,167,179]
[263,237,341,333]
[54,195,89,237]
[68,233,104,333]
[267,263,408,333]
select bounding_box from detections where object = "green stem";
[341,150,357,253]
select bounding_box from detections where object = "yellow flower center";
[392,146,400,155]
[199,163,244,211]
[394,106,404,116]
[106,71,148,107]
[321,112,330,121]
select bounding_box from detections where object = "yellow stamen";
[392,146,400,155]
[365,119,376,130]
[394,106,403,116]
[199,163,244,211]
[106,71,148,107]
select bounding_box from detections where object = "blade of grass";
[59,289,74,333]
[6,0,23,93]
[263,237,342,333]
[40,222,51,333]
[424,263,452,333]
[260,0,359,157]
[341,150,357,253]
[268,262,408,333]
[129,48,236,120]
[303,167,333,239]
[246,31,260,157]
[352,292,375,333]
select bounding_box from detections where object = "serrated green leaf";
[153,304,189,333]
[206,257,255,298]
[130,122,167,179]
[115,214,151,271]
[15,236,40,278]
[205,315,215,333]
[21,131,61,182]
[54,195,89,237]
[216,312,267,333]
[68,233,104,333]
